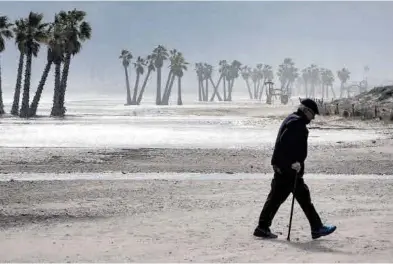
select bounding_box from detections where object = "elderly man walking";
[254,98,336,239]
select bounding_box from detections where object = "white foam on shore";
[1,172,392,181]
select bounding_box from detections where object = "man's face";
[303,107,315,122]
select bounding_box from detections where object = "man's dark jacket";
[271,110,309,173]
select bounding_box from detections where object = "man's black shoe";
[253,226,278,239]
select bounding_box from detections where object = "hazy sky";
[1,1,393,97]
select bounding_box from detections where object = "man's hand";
[291,162,301,173]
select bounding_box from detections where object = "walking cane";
[286,171,299,241]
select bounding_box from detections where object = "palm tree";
[240,66,253,99]
[301,68,311,97]
[119,49,133,105]
[259,65,273,100]
[208,63,223,102]
[255,63,263,99]
[170,52,188,105]
[131,56,145,104]
[29,16,65,117]
[51,9,92,117]
[11,19,27,116]
[226,60,241,101]
[250,68,258,99]
[152,45,168,105]
[320,68,335,99]
[277,58,297,96]
[195,62,205,101]
[337,67,350,98]
[0,15,13,115]
[203,63,213,101]
[218,60,229,100]
[307,64,320,98]
[161,49,178,105]
[19,12,50,118]
[136,55,155,105]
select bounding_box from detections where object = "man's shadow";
[257,237,353,255]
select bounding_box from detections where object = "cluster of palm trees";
[251,58,354,101]
[120,45,189,106]
[192,57,357,104]
[119,49,364,105]
[0,9,91,118]
[194,60,244,102]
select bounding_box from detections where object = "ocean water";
[0,93,388,149]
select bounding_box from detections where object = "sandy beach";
[0,100,393,262]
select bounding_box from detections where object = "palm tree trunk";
[0,56,4,115]
[162,70,173,102]
[200,79,206,101]
[58,52,71,116]
[124,66,132,105]
[50,62,62,117]
[209,75,223,102]
[136,68,152,105]
[177,76,182,105]
[19,51,33,118]
[326,84,329,99]
[253,81,257,100]
[223,76,227,101]
[254,79,261,99]
[131,72,140,105]
[162,74,175,105]
[28,61,53,117]
[330,85,336,98]
[340,83,344,98]
[258,78,266,100]
[228,79,234,101]
[197,78,202,101]
[11,52,24,116]
[286,81,291,96]
[245,79,252,99]
[205,79,209,101]
[156,67,162,105]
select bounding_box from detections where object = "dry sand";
[1,176,392,262]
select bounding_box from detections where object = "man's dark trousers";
[258,166,323,231]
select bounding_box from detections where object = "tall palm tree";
[51,9,92,117]
[11,19,27,116]
[131,56,145,104]
[119,49,133,105]
[19,12,50,118]
[320,68,335,99]
[277,58,297,95]
[226,60,241,101]
[240,66,253,99]
[170,52,188,105]
[218,60,230,101]
[29,16,65,117]
[0,16,13,115]
[195,62,204,101]
[136,55,155,105]
[337,67,350,98]
[255,63,264,99]
[208,63,223,102]
[161,49,178,105]
[308,64,320,98]
[203,63,213,101]
[301,67,311,97]
[259,64,273,100]
[152,45,168,105]
[250,68,258,99]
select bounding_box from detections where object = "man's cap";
[300,98,319,115]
